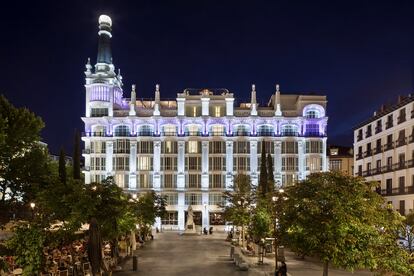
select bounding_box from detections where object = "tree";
[222,174,254,248]
[250,205,271,264]
[267,153,275,193]
[282,172,412,276]
[0,95,47,211]
[402,212,414,253]
[258,141,268,198]
[58,147,67,185]
[73,130,81,180]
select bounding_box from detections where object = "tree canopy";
[282,172,413,276]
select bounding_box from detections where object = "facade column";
[250,139,258,186]
[201,141,209,190]
[225,140,233,189]
[274,140,282,187]
[177,141,185,190]
[322,137,328,171]
[153,140,161,190]
[178,192,185,230]
[298,139,305,181]
[202,192,209,230]
[106,140,113,177]
[129,141,137,189]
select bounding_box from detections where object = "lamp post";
[272,188,284,273]
[30,202,35,220]
[203,203,208,234]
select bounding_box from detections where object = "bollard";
[230,246,235,259]
[132,255,138,271]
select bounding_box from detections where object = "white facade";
[354,95,414,215]
[81,15,329,231]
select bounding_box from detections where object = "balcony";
[209,131,225,136]
[304,132,326,137]
[82,149,91,154]
[363,150,372,158]
[356,152,363,160]
[397,115,406,124]
[381,186,414,196]
[233,131,250,136]
[184,131,202,136]
[366,159,414,177]
[82,131,110,137]
[365,130,372,138]
[161,132,177,136]
[374,147,382,154]
[137,131,154,137]
[375,126,382,134]
[383,142,394,151]
[386,121,393,129]
[257,131,275,137]
[395,138,407,148]
[357,134,363,141]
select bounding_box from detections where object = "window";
[185,193,202,205]
[90,157,106,171]
[399,153,405,168]
[282,174,297,185]
[137,174,152,189]
[161,157,177,171]
[234,125,250,136]
[398,108,406,123]
[307,157,323,172]
[186,174,201,188]
[137,156,153,171]
[210,125,225,136]
[138,125,153,136]
[114,125,130,137]
[92,125,106,136]
[386,114,393,129]
[233,141,250,154]
[90,141,106,153]
[400,200,405,216]
[233,157,250,171]
[209,141,226,154]
[330,160,342,171]
[161,174,177,189]
[161,141,178,154]
[281,141,297,154]
[305,110,319,118]
[375,120,382,134]
[209,174,225,189]
[367,162,371,172]
[376,160,381,173]
[91,174,106,183]
[162,125,177,136]
[186,141,201,153]
[305,124,320,136]
[214,106,222,117]
[163,195,178,206]
[281,125,298,136]
[138,141,153,154]
[375,139,381,153]
[90,108,108,117]
[185,157,202,171]
[258,141,274,154]
[114,139,130,154]
[209,193,225,205]
[114,173,129,188]
[366,125,372,137]
[209,157,226,171]
[113,157,129,170]
[357,129,363,141]
[399,176,405,193]
[186,125,201,135]
[387,157,392,169]
[282,157,298,171]
[257,125,274,136]
[186,106,201,117]
[161,211,178,225]
[386,179,392,194]
[305,140,323,153]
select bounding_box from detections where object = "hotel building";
[82,15,328,230]
[354,95,414,215]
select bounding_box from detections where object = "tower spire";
[275,84,282,116]
[250,84,257,116]
[153,84,161,116]
[96,15,113,71]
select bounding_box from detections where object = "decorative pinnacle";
[252,84,256,92]
[276,84,280,93]
[156,84,160,92]
[85,57,92,71]
[132,84,136,92]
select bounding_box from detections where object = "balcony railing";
[363,150,372,158]
[396,138,407,147]
[375,126,382,134]
[233,131,250,136]
[381,186,414,196]
[365,130,372,138]
[184,131,202,136]
[374,147,382,154]
[161,132,177,136]
[383,142,394,151]
[357,134,363,141]
[386,121,393,129]
[362,159,414,177]
[82,132,110,137]
[137,131,154,137]
[397,115,406,124]
[356,153,363,160]
[257,131,275,137]
[209,131,225,136]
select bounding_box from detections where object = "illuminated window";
[114,139,130,154]
[187,141,201,153]
[113,157,129,170]
[210,125,225,135]
[215,106,221,117]
[137,156,153,170]
[193,106,197,117]
[163,125,177,135]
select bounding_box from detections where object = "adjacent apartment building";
[328,145,353,175]
[82,15,329,231]
[354,95,414,215]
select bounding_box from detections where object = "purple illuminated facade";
[82,15,328,230]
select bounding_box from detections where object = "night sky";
[1,1,413,154]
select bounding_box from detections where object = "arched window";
[92,125,106,136]
[162,125,177,136]
[303,104,325,118]
[281,125,298,136]
[257,125,274,136]
[138,125,154,136]
[185,125,201,136]
[210,125,225,136]
[233,124,250,136]
[114,125,130,137]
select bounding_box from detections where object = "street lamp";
[30,202,35,219]
[272,188,285,272]
[203,203,208,234]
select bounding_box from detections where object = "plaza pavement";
[115,231,373,276]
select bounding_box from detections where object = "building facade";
[327,145,353,175]
[354,95,414,215]
[82,15,329,231]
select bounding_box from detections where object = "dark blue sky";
[1,1,413,154]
